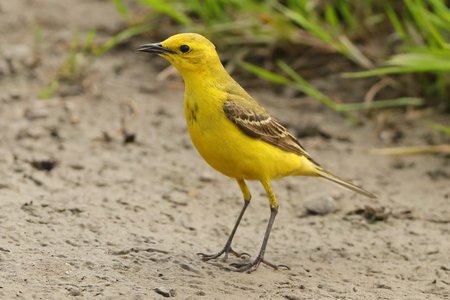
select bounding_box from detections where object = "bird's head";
[138,33,221,74]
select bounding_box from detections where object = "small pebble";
[304,195,337,215]
[375,283,392,290]
[284,295,302,300]
[66,287,81,296]
[154,287,175,297]
[198,172,214,182]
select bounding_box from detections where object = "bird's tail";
[316,168,376,199]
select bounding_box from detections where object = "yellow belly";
[187,109,314,181]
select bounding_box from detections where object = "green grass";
[109,0,448,111]
[38,24,150,99]
[242,60,424,112]
[38,31,95,99]
[47,0,450,111]
[425,120,450,135]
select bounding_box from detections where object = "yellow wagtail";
[138,33,375,273]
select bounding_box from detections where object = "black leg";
[230,206,289,273]
[230,180,289,273]
[197,199,250,261]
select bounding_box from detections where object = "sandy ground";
[1,1,449,299]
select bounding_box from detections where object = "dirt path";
[1,1,449,299]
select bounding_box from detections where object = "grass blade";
[343,51,450,78]
[336,97,424,111]
[138,0,192,25]
[38,80,59,99]
[93,24,153,56]
[112,0,129,17]
[240,62,291,85]
[277,60,338,110]
[425,121,450,135]
[370,145,450,155]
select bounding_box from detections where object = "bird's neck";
[183,63,230,87]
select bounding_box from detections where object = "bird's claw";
[197,247,250,262]
[229,257,290,273]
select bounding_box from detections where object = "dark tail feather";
[316,168,376,199]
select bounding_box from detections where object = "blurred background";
[36,0,450,110]
[3,0,449,147]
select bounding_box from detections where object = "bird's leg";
[230,180,289,273]
[197,179,251,261]
[197,200,250,261]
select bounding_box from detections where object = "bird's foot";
[229,256,290,273]
[197,247,250,262]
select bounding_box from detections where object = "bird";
[138,33,375,273]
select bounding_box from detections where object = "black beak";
[137,43,176,54]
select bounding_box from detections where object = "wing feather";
[223,99,318,164]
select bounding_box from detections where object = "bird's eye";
[179,45,190,53]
